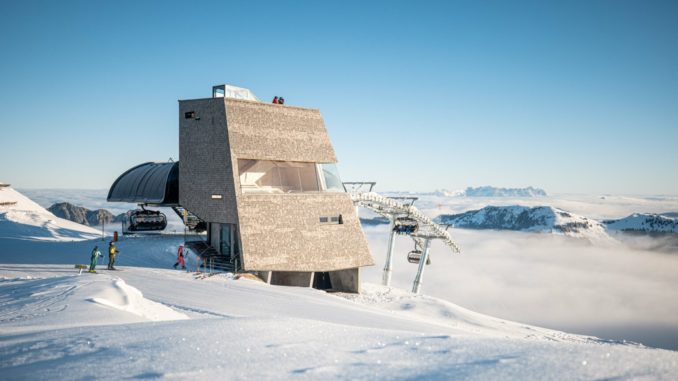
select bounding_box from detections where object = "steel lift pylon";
[345,183,460,294]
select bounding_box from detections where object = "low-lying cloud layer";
[362,226,678,350]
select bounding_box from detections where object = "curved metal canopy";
[107,162,179,205]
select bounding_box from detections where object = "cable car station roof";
[107,162,179,205]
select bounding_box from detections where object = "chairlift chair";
[394,217,419,235]
[407,241,431,265]
[126,206,168,232]
[407,250,431,265]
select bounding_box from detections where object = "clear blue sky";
[1,0,677,194]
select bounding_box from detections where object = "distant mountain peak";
[436,205,606,239]
[604,213,678,234]
[426,186,547,197]
[0,187,100,241]
[47,202,124,227]
[461,186,547,197]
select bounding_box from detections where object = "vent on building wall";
[319,215,343,225]
[211,194,223,200]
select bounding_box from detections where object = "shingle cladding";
[224,99,337,163]
[237,193,374,271]
[179,96,373,272]
[178,98,238,224]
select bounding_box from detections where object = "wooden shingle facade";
[178,91,373,292]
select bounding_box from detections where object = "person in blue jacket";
[89,246,102,272]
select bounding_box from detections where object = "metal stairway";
[184,240,236,273]
[171,206,207,232]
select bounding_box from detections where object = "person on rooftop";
[272,96,279,104]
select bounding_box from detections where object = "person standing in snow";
[107,241,120,270]
[173,244,186,270]
[89,246,101,272]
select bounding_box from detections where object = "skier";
[272,96,279,104]
[89,245,102,273]
[107,241,120,270]
[173,244,186,270]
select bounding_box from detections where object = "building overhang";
[107,162,179,205]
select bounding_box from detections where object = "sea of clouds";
[18,188,678,350]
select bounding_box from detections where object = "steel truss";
[346,186,460,294]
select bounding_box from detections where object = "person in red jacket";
[272,96,279,104]
[173,245,186,270]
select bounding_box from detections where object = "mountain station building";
[108,85,374,292]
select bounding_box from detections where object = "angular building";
[108,85,374,292]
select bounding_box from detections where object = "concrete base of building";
[256,268,361,293]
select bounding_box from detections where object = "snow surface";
[2,264,678,380]
[0,187,100,241]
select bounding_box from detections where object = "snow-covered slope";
[0,186,100,241]
[436,205,608,239]
[604,213,678,234]
[2,264,677,380]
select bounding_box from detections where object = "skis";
[193,272,220,280]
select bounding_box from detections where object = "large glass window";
[238,159,320,194]
[319,164,345,192]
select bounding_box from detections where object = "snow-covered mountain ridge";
[0,186,100,241]
[392,186,548,198]
[459,186,547,197]
[436,205,607,239]
[48,202,125,227]
[604,213,678,234]
[436,205,678,237]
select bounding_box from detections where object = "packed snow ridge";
[0,186,100,241]
[436,205,607,239]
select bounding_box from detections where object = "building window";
[318,164,344,192]
[319,215,343,225]
[238,159,320,194]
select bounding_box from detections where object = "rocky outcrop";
[48,202,125,226]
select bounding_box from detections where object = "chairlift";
[394,217,418,235]
[126,206,167,232]
[407,250,431,265]
[407,241,431,265]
